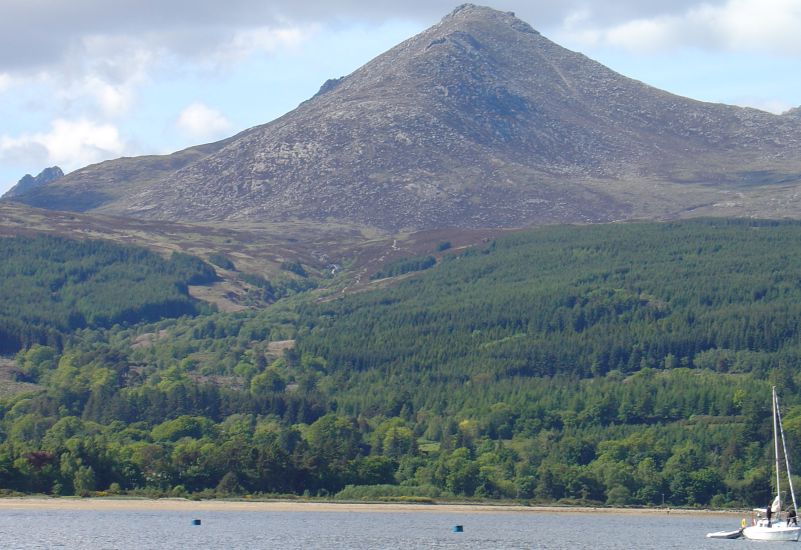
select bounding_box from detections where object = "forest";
[2,219,801,507]
[0,235,217,353]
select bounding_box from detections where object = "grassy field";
[0,356,40,398]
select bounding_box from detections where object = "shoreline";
[0,497,744,515]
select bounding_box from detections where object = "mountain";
[4,166,63,199]
[4,4,801,231]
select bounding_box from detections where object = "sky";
[1,0,800,196]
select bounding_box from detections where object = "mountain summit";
[4,166,63,199]
[6,4,801,231]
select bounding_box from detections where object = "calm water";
[0,508,770,549]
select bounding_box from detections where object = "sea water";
[0,508,762,549]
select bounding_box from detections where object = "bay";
[0,508,761,549]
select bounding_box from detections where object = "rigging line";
[776,389,798,516]
[774,386,782,515]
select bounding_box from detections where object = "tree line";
[3,219,801,506]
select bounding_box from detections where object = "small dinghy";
[706,528,743,539]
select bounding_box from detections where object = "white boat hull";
[706,528,743,539]
[743,524,801,541]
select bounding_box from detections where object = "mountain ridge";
[5,4,801,231]
[4,166,63,199]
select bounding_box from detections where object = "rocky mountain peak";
[784,106,801,118]
[3,166,63,199]
[4,7,801,232]
[441,3,538,33]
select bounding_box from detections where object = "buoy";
[741,518,747,528]
[192,519,201,526]
[452,525,464,533]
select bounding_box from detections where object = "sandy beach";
[0,497,743,516]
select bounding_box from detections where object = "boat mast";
[775,388,799,516]
[774,386,782,514]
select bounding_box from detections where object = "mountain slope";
[5,4,801,231]
[3,140,239,212]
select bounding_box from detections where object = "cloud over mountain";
[177,103,232,140]
[560,0,801,55]
[0,119,125,173]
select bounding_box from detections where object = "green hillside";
[0,235,217,353]
[1,219,801,506]
[297,219,801,414]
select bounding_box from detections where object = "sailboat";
[741,386,801,541]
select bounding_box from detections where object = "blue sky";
[1,0,800,196]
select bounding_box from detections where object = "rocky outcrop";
[3,166,63,199]
[784,106,801,118]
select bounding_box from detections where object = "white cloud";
[604,17,681,52]
[225,25,317,59]
[176,102,232,140]
[2,23,313,120]
[706,0,801,53]
[731,97,794,114]
[50,73,141,118]
[87,76,136,116]
[0,118,126,171]
[52,37,156,117]
[558,0,801,54]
